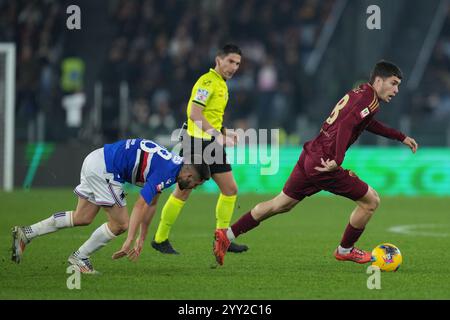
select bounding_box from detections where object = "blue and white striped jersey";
[103,139,183,204]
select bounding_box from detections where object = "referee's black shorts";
[180,135,232,175]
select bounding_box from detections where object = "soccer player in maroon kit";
[213,60,419,266]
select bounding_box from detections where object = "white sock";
[77,223,116,259]
[226,228,236,241]
[338,245,352,254]
[26,211,74,240]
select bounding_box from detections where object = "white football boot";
[11,226,30,264]
[68,251,100,275]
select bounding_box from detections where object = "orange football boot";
[334,247,372,264]
[213,229,231,266]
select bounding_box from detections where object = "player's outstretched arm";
[128,194,160,261]
[112,195,159,260]
[402,136,419,153]
[366,120,417,153]
[366,119,406,141]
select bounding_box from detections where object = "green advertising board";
[192,146,450,196]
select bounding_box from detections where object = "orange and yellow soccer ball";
[371,243,402,272]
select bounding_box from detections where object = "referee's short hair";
[217,43,242,57]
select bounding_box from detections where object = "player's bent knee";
[361,189,380,214]
[374,195,381,209]
[111,222,128,235]
[72,211,94,226]
[370,189,381,210]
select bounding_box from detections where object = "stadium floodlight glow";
[0,43,15,192]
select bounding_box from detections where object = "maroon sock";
[340,223,365,248]
[230,211,260,238]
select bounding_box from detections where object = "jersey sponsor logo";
[156,182,165,193]
[360,107,370,119]
[202,80,212,86]
[194,88,209,103]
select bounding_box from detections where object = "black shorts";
[180,136,232,175]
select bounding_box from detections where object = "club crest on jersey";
[195,89,209,103]
[360,107,370,119]
[172,155,183,165]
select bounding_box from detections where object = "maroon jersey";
[303,83,405,165]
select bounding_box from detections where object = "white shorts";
[74,148,127,207]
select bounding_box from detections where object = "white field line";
[388,224,450,237]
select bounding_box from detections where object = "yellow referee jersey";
[186,68,229,140]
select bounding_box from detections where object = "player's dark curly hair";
[369,60,403,84]
[217,43,242,57]
[183,153,211,181]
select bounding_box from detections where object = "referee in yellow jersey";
[152,44,248,254]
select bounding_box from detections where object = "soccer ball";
[371,243,402,272]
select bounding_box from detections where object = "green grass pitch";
[1,189,449,299]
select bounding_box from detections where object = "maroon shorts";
[282,152,369,201]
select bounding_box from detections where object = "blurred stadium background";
[1,0,449,195]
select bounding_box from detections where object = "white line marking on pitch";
[388,224,450,237]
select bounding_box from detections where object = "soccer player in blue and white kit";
[11,139,210,273]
